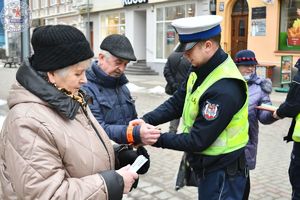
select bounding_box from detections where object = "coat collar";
[16,60,82,120]
[87,61,129,88]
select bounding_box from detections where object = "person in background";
[234,49,278,200]
[163,51,190,134]
[133,15,249,199]
[273,58,300,200]
[0,25,150,199]
[82,34,160,146]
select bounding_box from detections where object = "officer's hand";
[140,123,161,145]
[273,110,281,119]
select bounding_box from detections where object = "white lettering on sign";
[122,0,147,6]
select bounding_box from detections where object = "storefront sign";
[219,2,224,12]
[251,19,266,36]
[251,7,266,36]
[252,7,266,19]
[280,55,293,84]
[122,0,148,6]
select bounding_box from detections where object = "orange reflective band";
[126,125,134,144]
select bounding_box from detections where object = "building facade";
[29,0,214,74]
[217,0,300,86]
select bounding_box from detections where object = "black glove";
[114,145,150,174]
[136,146,150,174]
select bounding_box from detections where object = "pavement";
[0,64,295,199]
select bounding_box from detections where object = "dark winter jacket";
[277,59,300,155]
[163,52,190,95]
[82,61,141,144]
[246,74,277,170]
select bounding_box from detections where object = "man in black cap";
[82,34,160,146]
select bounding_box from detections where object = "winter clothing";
[31,25,94,72]
[234,50,258,66]
[143,48,247,177]
[0,62,126,200]
[82,61,141,144]
[245,74,277,170]
[172,15,222,52]
[276,58,300,199]
[163,51,190,95]
[163,51,190,133]
[100,34,136,61]
[142,48,248,199]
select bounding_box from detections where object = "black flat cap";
[100,34,136,61]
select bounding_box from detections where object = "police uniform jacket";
[277,60,300,155]
[142,48,247,175]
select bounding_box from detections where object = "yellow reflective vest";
[182,57,249,156]
[293,114,300,142]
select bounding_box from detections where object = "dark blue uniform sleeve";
[277,81,300,118]
[152,79,246,152]
[142,81,186,125]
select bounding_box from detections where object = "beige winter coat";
[0,81,120,199]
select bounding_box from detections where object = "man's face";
[184,41,210,67]
[99,53,129,77]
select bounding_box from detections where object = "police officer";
[274,58,300,200]
[135,15,249,199]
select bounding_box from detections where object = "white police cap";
[172,15,223,52]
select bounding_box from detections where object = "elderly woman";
[0,25,141,199]
[234,50,277,200]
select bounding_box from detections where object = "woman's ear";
[47,71,56,85]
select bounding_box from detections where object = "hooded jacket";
[0,61,124,200]
[246,74,277,169]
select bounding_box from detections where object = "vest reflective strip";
[293,114,300,142]
[182,57,249,156]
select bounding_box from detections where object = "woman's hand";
[116,165,138,194]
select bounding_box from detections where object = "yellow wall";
[217,0,299,67]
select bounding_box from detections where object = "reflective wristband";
[126,125,134,144]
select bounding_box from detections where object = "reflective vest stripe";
[293,114,300,142]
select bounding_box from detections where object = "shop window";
[40,0,47,8]
[156,3,195,59]
[279,0,300,51]
[239,20,245,36]
[50,0,56,6]
[101,13,125,41]
[233,0,248,14]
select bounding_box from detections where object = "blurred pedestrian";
[163,51,190,134]
[82,34,160,146]
[234,49,278,200]
[273,58,300,200]
[0,25,146,199]
[133,15,250,199]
